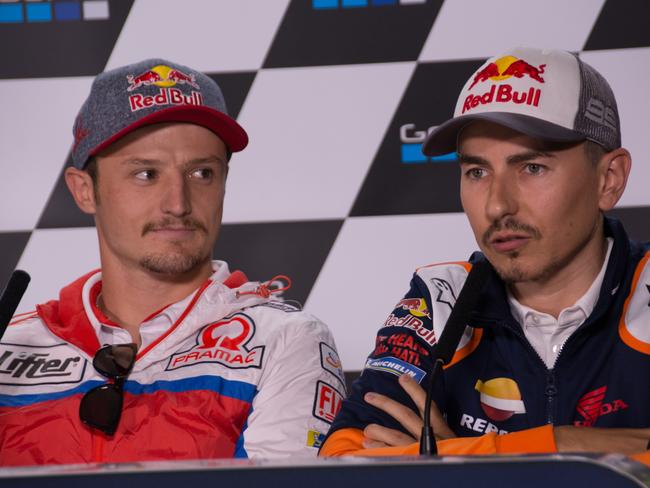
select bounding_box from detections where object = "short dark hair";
[538,139,608,168]
[84,157,100,202]
[584,140,609,167]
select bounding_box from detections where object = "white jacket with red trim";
[0,261,345,466]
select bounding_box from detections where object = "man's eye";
[190,168,214,179]
[134,169,156,181]
[525,163,545,175]
[465,167,486,179]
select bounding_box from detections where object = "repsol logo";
[0,343,86,385]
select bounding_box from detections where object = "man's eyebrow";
[506,150,555,165]
[457,153,488,165]
[457,150,556,165]
[186,155,226,165]
[121,158,163,166]
[120,155,226,166]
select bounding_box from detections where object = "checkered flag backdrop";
[1,0,650,372]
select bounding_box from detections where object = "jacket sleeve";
[322,274,449,447]
[320,425,558,457]
[631,450,650,466]
[240,309,345,458]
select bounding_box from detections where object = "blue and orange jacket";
[322,217,650,457]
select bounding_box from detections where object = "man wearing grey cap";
[0,59,343,465]
[321,47,650,459]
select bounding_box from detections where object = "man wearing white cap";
[321,47,650,458]
[0,59,343,465]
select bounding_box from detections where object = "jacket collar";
[36,262,265,358]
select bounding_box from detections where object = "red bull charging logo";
[395,298,431,319]
[462,56,545,114]
[125,64,203,112]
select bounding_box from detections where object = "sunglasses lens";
[93,344,137,377]
[79,384,124,435]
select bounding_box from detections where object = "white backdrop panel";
[16,228,101,314]
[224,62,416,223]
[306,212,476,370]
[419,0,605,62]
[107,0,290,72]
[0,77,93,231]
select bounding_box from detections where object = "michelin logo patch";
[365,356,426,384]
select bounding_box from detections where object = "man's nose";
[485,172,517,223]
[161,174,191,217]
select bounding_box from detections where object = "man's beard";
[481,218,544,284]
[482,218,590,285]
[139,217,211,275]
[492,252,567,284]
[139,248,210,275]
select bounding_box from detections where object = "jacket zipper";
[545,372,557,424]
[498,320,558,424]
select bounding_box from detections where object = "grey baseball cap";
[71,58,248,169]
[423,47,621,156]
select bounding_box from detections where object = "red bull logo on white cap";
[462,56,545,114]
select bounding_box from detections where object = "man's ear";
[598,148,632,212]
[64,167,97,215]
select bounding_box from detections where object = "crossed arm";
[321,374,650,457]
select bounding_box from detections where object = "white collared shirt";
[93,262,234,349]
[507,238,613,369]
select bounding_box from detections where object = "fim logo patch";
[0,343,86,386]
[475,377,526,422]
[167,313,265,371]
[399,123,456,164]
[365,356,425,384]
[313,380,343,424]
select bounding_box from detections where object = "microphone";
[0,270,31,342]
[420,260,491,455]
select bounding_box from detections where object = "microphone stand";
[0,270,31,341]
[419,260,490,456]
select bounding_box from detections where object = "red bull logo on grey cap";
[127,64,199,91]
[126,64,204,112]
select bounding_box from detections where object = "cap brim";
[89,105,248,158]
[422,112,586,156]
